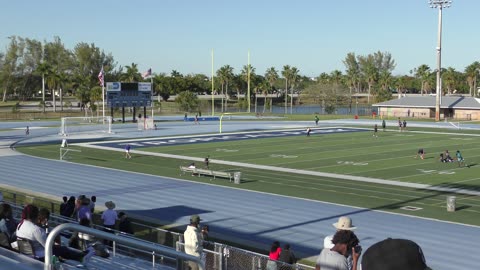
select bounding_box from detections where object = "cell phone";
[354,245,362,253]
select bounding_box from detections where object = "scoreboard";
[106,82,152,108]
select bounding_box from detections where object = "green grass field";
[16,127,480,226]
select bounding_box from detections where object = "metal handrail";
[44,223,205,270]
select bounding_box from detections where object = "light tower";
[429,0,452,121]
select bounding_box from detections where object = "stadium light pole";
[429,0,452,121]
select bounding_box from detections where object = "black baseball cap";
[361,238,431,270]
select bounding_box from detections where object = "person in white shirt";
[183,215,203,270]
[101,201,118,246]
[16,205,89,264]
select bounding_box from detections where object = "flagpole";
[101,66,105,124]
[211,49,215,116]
[247,50,251,113]
[151,75,154,120]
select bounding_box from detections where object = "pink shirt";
[269,247,281,260]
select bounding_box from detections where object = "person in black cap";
[361,238,431,270]
[184,214,203,270]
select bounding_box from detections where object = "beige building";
[373,96,480,120]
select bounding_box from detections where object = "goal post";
[137,117,155,130]
[60,116,112,136]
[219,112,259,133]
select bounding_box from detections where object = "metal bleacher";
[0,202,204,270]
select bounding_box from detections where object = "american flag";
[142,68,152,79]
[98,67,105,86]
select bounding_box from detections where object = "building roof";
[373,96,480,109]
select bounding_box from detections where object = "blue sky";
[1,0,479,77]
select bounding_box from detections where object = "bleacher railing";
[45,223,205,270]
[3,191,315,270]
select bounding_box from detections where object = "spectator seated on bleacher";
[16,204,94,266]
[361,238,430,270]
[0,203,18,245]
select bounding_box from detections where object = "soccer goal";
[137,117,155,130]
[60,116,112,136]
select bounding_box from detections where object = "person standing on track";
[373,124,378,137]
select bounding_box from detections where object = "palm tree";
[120,63,141,82]
[414,64,431,96]
[289,67,299,114]
[217,65,234,112]
[264,67,279,113]
[465,61,480,97]
[35,62,51,112]
[281,65,292,114]
[358,55,378,103]
[241,65,255,112]
[343,52,360,94]
[442,67,457,95]
[46,68,60,112]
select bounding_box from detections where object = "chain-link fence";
[177,241,315,270]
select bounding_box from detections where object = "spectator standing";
[403,120,407,131]
[183,215,203,270]
[324,216,357,270]
[266,241,281,270]
[89,196,96,214]
[60,196,68,216]
[382,120,386,132]
[316,230,360,270]
[25,126,30,135]
[279,243,297,265]
[0,203,17,243]
[102,201,118,232]
[118,212,134,235]
[398,118,402,132]
[373,124,378,137]
[61,196,76,218]
[315,115,319,126]
[77,196,92,222]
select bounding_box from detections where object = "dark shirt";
[119,219,134,235]
[279,249,297,264]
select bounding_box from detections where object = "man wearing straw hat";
[102,201,118,245]
[323,216,358,270]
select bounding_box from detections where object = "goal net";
[137,118,155,130]
[60,116,112,136]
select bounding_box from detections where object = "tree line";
[1,35,479,113]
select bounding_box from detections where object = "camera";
[354,245,362,253]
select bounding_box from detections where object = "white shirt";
[16,220,47,258]
[183,225,202,257]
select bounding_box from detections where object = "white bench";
[180,166,234,182]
